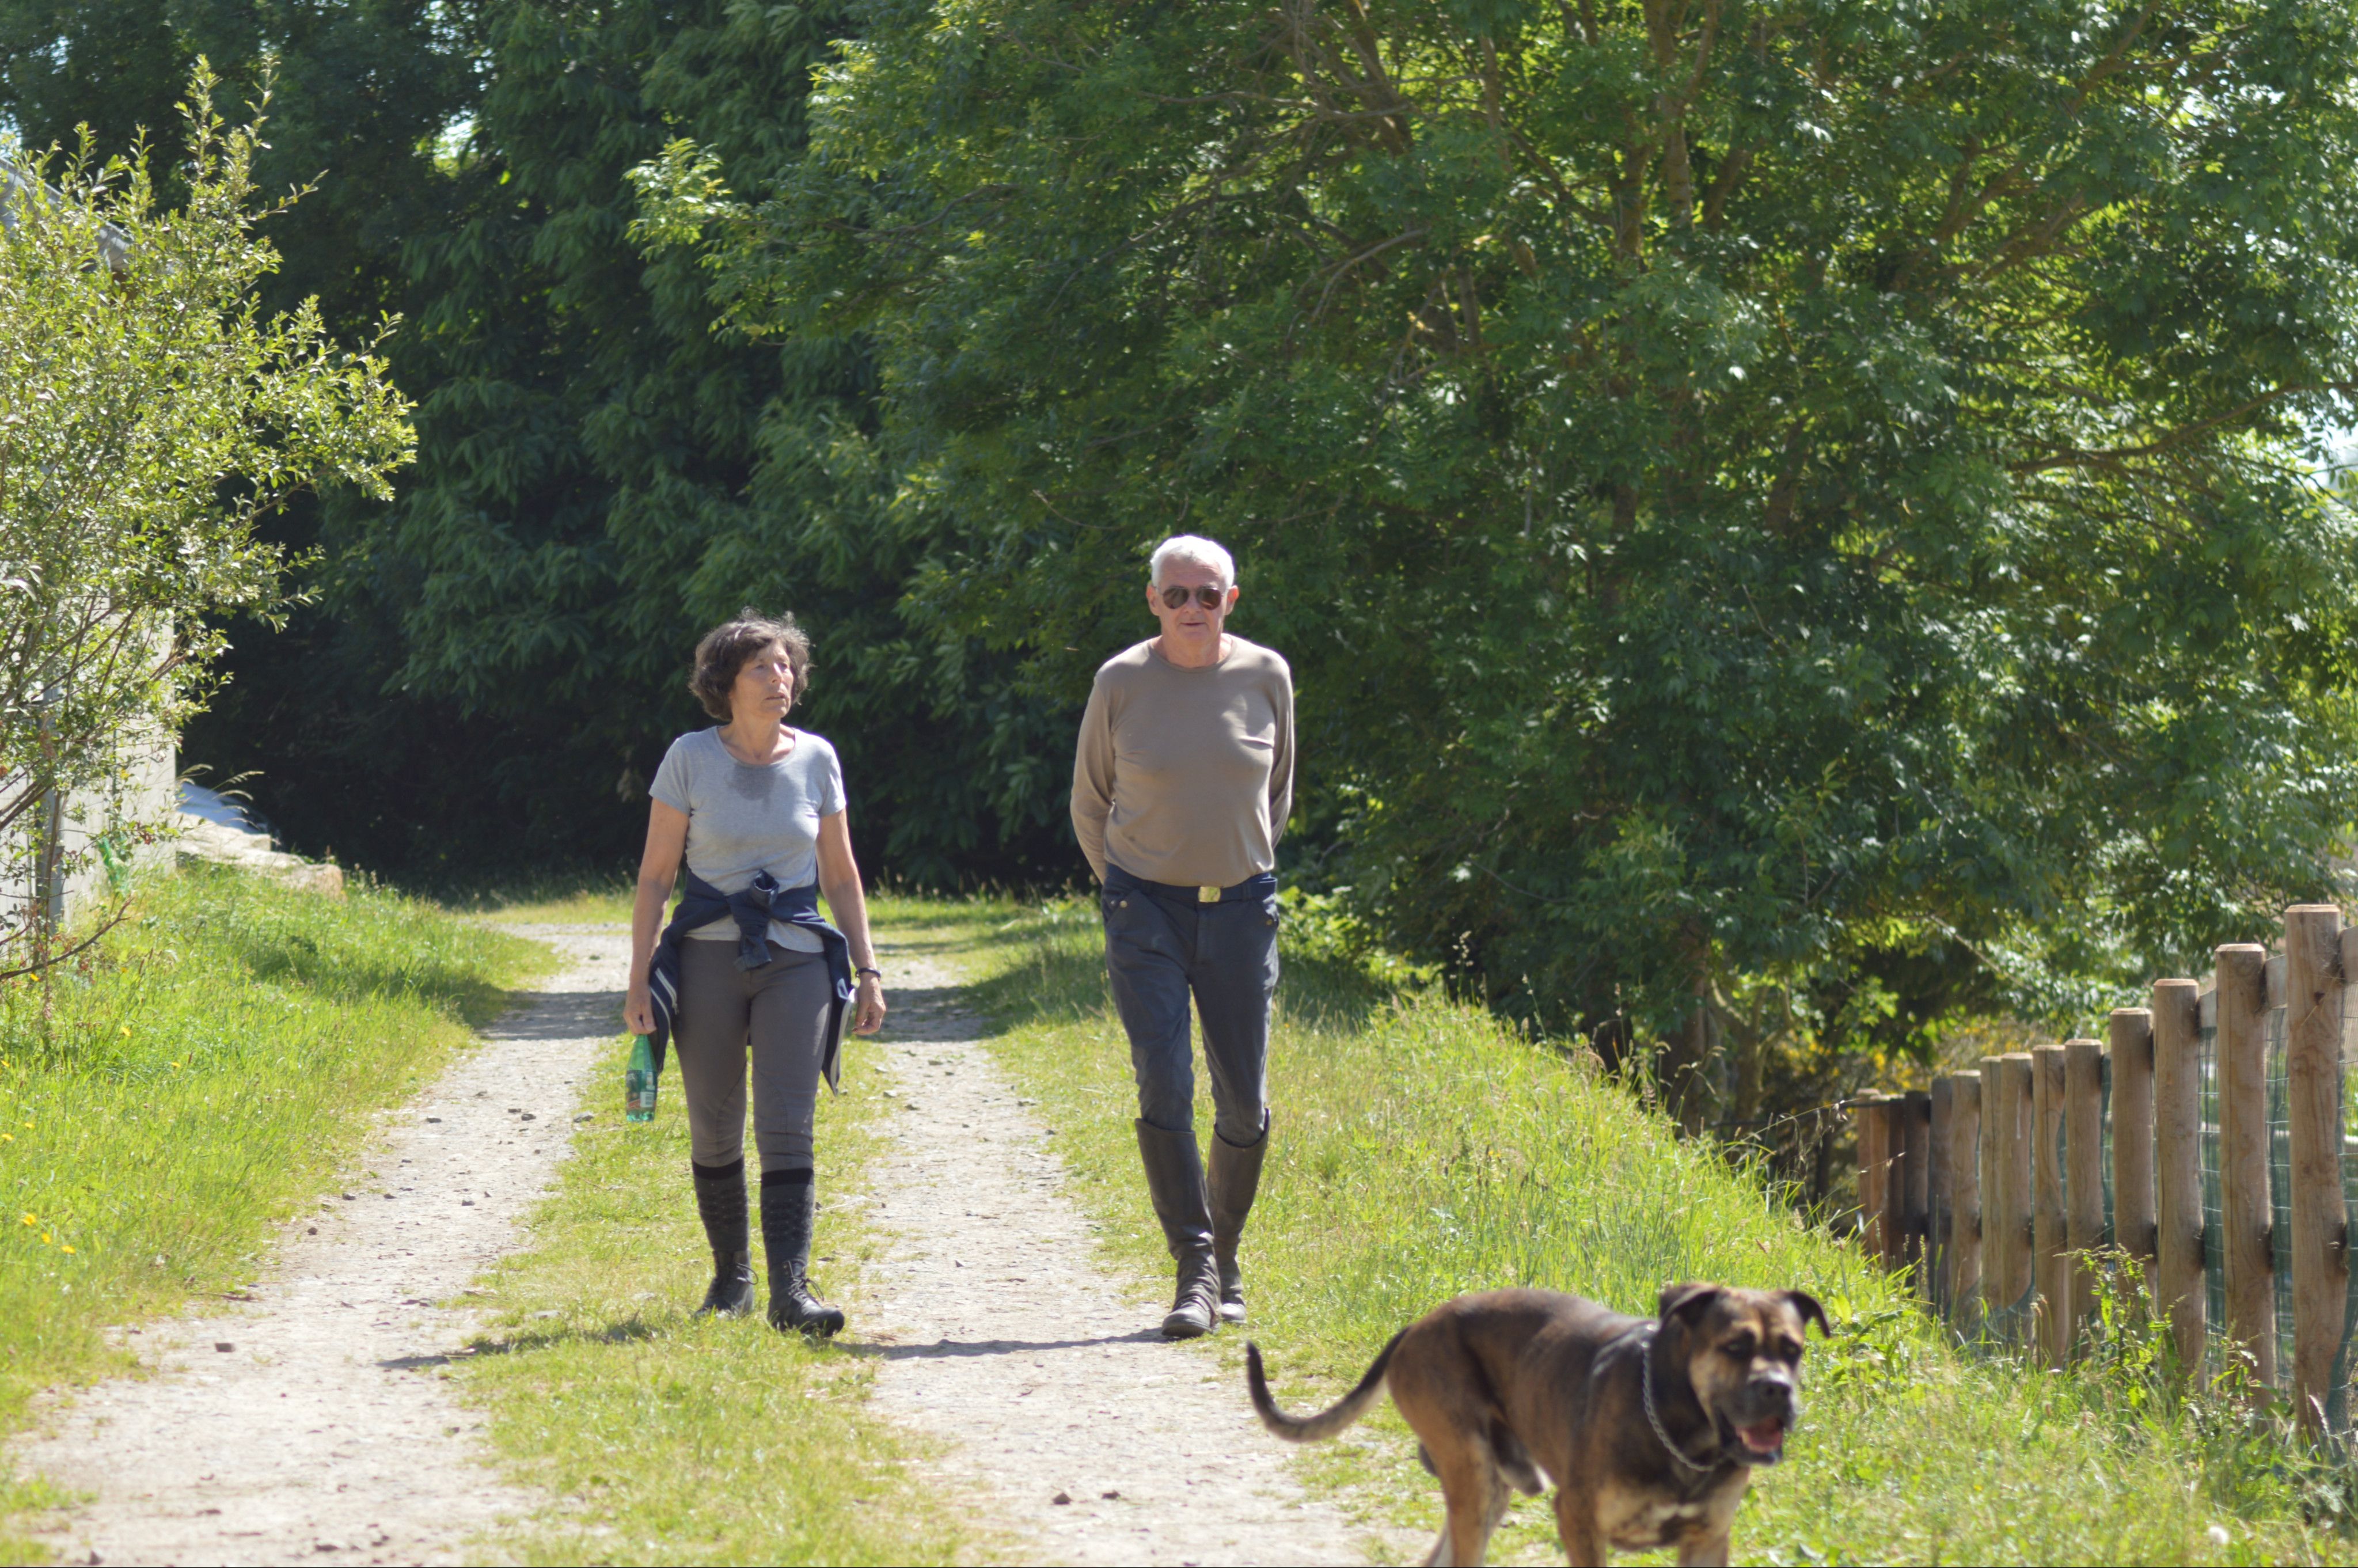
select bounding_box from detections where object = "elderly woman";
[624,609,887,1336]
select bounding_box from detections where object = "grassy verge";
[956,897,2345,1566]
[0,861,546,1559]
[452,895,982,1566]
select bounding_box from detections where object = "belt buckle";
[1197,884,1221,904]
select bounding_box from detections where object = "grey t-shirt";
[650,727,846,952]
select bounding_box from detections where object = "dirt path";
[13,922,628,1566]
[13,920,1393,1567]
[849,944,1389,1567]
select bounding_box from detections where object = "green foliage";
[0,75,412,952]
[348,0,1067,883]
[649,0,2358,1102]
[0,861,542,1558]
[20,0,2358,1111]
[10,0,1077,887]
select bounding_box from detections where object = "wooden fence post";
[1950,1070,1983,1321]
[2284,905,2349,1440]
[2033,1044,2070,1367]
[1880,1096,1908,1270]
[1993,1053,2036,1328]
[2217,942,2275,1394]
[1854,1094,1890,1260]
[2152,978,2207,1373]
[2110,1007,2157,1290]
[1929,1078,1954,1309]
[2065,1038,2106,1357]
[1903,1089,1931,1277]
[1978,1056,2008,1317]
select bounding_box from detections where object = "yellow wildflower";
[18,1213,32,1227]
[60,1244,74,1255]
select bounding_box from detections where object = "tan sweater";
[1070,636,1295,886]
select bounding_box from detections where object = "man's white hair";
[1148,534,1236,589]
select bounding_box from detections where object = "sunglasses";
[1157,584,1228,610]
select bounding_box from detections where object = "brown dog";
[1247,1282,1827,1566]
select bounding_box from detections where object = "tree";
[0,71,413,965]
[89,0,1074,886]
[669,0,2358,1112]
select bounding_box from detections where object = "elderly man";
[1072,534,1295,1339]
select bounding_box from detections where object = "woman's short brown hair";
[689,608,813,722]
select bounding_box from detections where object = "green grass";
[954,897,2348,1566]
[0,861,546,1559]
[454,877,639,927]
[452,895,984,1566]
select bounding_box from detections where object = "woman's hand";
[852,974,887,1036]
[624,981,655,1037]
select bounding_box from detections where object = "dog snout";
[1739,1373,1797,1419]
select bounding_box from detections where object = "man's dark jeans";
[1100,864,1279,1145]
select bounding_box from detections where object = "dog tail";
[1246,1329,1406,1444]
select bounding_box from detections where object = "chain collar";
[1639,1323,1715,1475]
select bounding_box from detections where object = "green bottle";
[625,1034,659,1122]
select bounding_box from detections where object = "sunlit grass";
[455,876,639,927]
[0,863,546,1560]
[956,898,2346,1567]
[453,895,989,1566]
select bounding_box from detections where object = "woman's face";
[730,640,796,724]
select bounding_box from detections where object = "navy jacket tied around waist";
[644,868,853,1091]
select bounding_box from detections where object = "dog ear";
[1657,1281,1725,1327]
[1781,1289,1831,1337]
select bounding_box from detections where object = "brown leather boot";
[1208,1112,1269,1324]
[1135,1119,1220,1338]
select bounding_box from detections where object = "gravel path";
[849,943,1384,1567]
[11,918,1392,1567]
[12,922,628,1566]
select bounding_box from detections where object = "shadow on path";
[833,1330,1165,1361]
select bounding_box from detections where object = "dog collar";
[1639,1324,1715,1475]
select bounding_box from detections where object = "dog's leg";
[1674,1532,1731,1568]
[1675,1538,1730,1567]
[1551,1486,1607,1568]
[1406,1433,1505,1568]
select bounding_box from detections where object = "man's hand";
[853,974,887,1035]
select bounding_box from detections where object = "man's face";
[1148,557,1237,644]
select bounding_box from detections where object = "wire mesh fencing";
[1856,910,2358,1439]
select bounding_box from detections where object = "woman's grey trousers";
[673,939,833,1174]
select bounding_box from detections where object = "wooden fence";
[1855,904,2358,1437]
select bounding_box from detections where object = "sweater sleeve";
[1266,660,1295,846]
[1070,675,1115,882]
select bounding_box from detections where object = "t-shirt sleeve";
[1267,658,1295,845]
[814,740,848,816]
[650,734,697,814]
[1070,675,1115,883]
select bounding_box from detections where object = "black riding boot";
[690,1158,756,1318]
[1136,1119,1220,1339]
[1208,1111,1270,1325]
[760,1168,845,1338]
